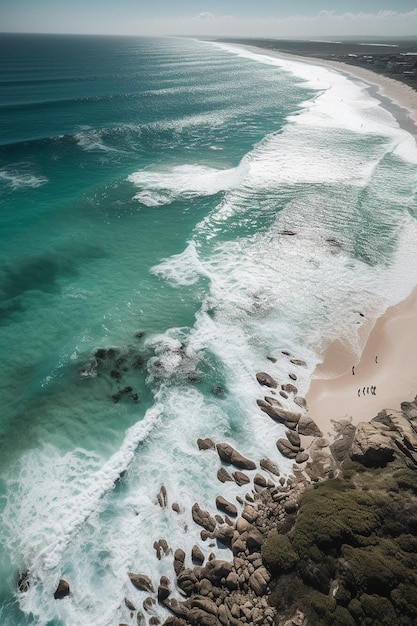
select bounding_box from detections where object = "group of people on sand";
[358,385,376,397]
[352,356,378,397]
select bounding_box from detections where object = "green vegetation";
[263,464,417,625]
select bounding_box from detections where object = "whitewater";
[0,34,417,625]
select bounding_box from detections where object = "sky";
[2,1,417,37]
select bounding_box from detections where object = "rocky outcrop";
[216,443,256,470]
[217,467,233,483]
[257,399,301,429]
[54,579,70,600]
[197,438,215,451]
[216,496,238,517]
[260,458,280,476]
[256,372,278,388]
[154,539,171,560]
[174,549,186,576]
[350,421,395,465]
[233,470,250,485]
[128,573,155,593]
[191,503,217,532]
[297,415,322,437]
[157,485,168,508]
[277,438,299,459]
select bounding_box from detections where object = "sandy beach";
[237,43,417,439]
[284,52,417,438]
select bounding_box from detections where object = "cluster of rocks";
[350,400,417,468]
[255,356,322,467]
[24,345,417,626]
[78,335,147,404]
[120,380,417,626]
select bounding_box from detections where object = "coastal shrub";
[392,468,417,494]
[396,533,417,552]
[391,583,417,617]
[297,556,335,594]
[335,582,352,606]
[310,591,335,616]
[359,594,397,624]
[341,541,407,595]
[309,593,356,626]
[261,533,299,574]
[347,598,365,622]
[290,479,386,556]
[266,458,417,626]
[267,574,309,614]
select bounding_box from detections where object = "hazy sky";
[2,1,417,37]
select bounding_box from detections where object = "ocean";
[1,33,417,626]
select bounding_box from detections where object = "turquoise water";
[1,34,417,625]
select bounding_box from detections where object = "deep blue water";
[1,33,417,625]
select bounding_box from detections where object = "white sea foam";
[75,128,123,153]
[0,170,48,189]
[129,161,249,206]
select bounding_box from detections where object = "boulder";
[190,596,218,616]
[124,598,136,611]
[225,571,239,591]
[256,372,278,388]
[236,517,252,533]
[215,525,234,547]
[233,471,250,486]
[257,400,301,428]
[173,549,186,576]
[18,571,30,593]
[260,458,280,476]
[295,451,309,464]
[290,359,307,367]
[216,443,256,470]
[253,473,268,488]
[197,438,215,451]
[281,383,298,394]
[297,415,323,437]
[192,503,217,532]
[176,568,199,597]
[248,567,270,595]
[187,608,219,626]
[128,573,155,593]
[241,504,258,524]
[216,496,237,517]
[294,396,307,409]
[157,485,168,508]
[163,598,189,619]
[246,528,264,551]
[172,502,181,514]
[192,545,205,565]
[350,422,395,465]
[286,430,301,448]
[203,559,233,584]
[217,467,233,483]
[277,438,299,459]
[154,539,170,560]
[54,579,70,600]
[158,576,171,602]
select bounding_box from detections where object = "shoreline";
[218,41,417,138]
[223,41,417,441]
